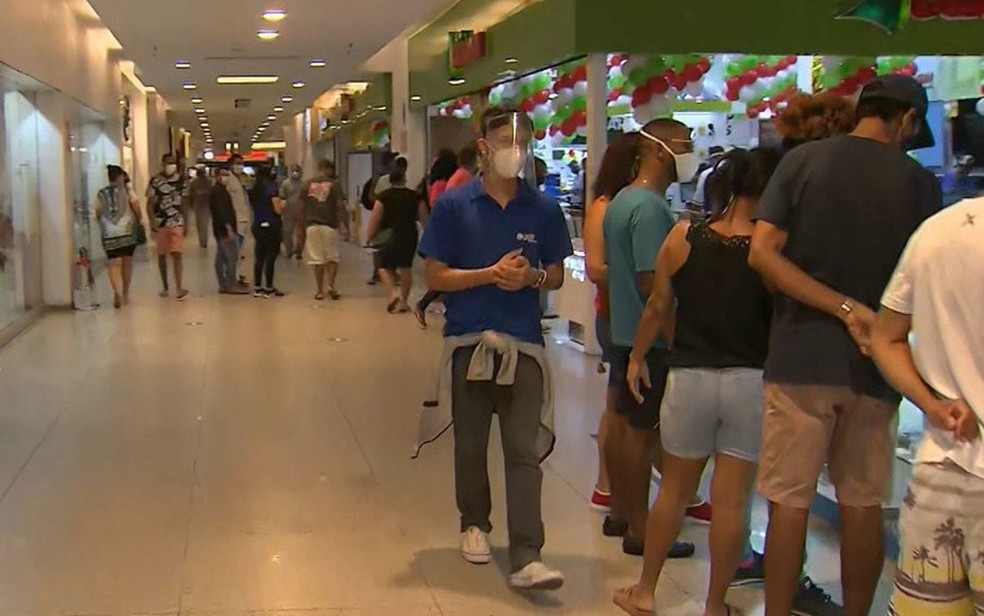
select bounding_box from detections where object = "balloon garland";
[619,54,713,124]
[370,119,390,147]
[436,95,472,118]
[876,56,918,77]
[815,56,877,96]
[721,55,800,118]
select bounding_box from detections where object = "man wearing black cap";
[748,74,942,616]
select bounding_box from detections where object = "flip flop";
[315,293,325,301]
[612,586,655,616]
[386,298,399,313]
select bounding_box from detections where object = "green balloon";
[726,63,741,77]
[572,94,586,111]
[628,68,646,86]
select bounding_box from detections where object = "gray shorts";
[660,367,764,463]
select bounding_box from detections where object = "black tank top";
[667,222,771,369]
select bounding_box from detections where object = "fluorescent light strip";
[262,9,287,22]
[191,97,203,104]
[252,141,287,150]
[291,81,306,89]
[309,60,326,68]
[175,61,191,69]
[257,30,279,41]
[281,96,293,103]
[216,75,279,85]
[182,82,197,90]
[273,106,284,112]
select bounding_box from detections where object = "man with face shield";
[748,74,941,616]
[602,119,698,563]
[416,107,573,590]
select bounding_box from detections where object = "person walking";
[614,148,780,616]
[146,153,189,300]
[415,106,572,590]
[209,167,248,295]
[280,164,305,259]
[250,164,285,297]
[297,159,349,301]
[96,165,143,308]
[872,196,983,616]
[188,165,212,249]
[365,169,422,313]
[748,74,942,616]
[603,119,699,559]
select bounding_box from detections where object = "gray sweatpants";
[215,236,239,291]
[451,346,545,572]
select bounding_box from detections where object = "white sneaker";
[460,526,491,564]
[508,561,565,590]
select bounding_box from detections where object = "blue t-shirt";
[604,186,675,348]
[419,179,574,345]
[252,179,282,226]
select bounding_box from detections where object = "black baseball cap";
[858,74,934,149]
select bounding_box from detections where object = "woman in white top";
[96,165,143,308]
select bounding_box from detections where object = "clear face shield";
[482,110,538,190]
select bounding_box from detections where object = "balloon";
[683,63,703,83]
[670,74,688,91]
[571,94,587,110]
[649,95,672,117]
[633,103,652,125]
[573,81,588,98]
[648,75,669,95]
[452,109,467,119]
[740,71,758,87]
[739,85,757,101]
[608,64,623,80]
[575,124,587,138]
[684,81,702,97]
[628,68,647,87]
[557,87,574,105]
[726,63,742,78]
[976,98,984,116]
[857,66,876,83]
[696,57,711,74]
[561,118,577,137]
[631,86,652,108]
[755,63,771,78]
[573,64,587,82]
[535,129,546,141]
[533,104,552,129]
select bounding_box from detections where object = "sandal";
[386,298,399,313]
[315,292,325,301]
[612,585,655,616]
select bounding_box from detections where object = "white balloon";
[618,94,633,107]
[632,102,652,125]
[573,81,588,98]
[976,98,984,116]
[534,104,552,121]
[550,131,566,148]
[650,95,671,116]
[576,124,587,137]
[608,65,623,80]
[557,88,574,105]
[684,81,702,97]
[452,109,467,119]
[776,69,790,83]
[739,85,757,100]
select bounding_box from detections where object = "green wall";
[574,0,984,55]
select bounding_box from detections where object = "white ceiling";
[88,0,456,149]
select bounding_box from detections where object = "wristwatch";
[532,268,548,289]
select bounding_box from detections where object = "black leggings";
[417,289,442,311]
[253,224,281,289]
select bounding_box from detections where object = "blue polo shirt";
[419,178,573,345]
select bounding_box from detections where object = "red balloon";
[534,89,550,105]
[572,110,587,126]
[785,55,798,67]
[535,129,546,141]
[573,65,588,82]
[670,74,688,91]
[663,68,676,81]
[755,63,771,78]
[857,66,876,83]
[607,89,621,102]
[561,119,577,137]
[696,57,711,74]
[682,64,703,83]
[740,71,758,87]
[548,125,560,136]
[631,86,652,108]
[647,75,669,95]
[747,107,761,119]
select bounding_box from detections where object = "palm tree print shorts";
[890,459,984,616]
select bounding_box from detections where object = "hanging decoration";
[816,56,878,96]
[876,56,918,76]
[436,96,472,118]
[721,55,800,118]
[370,119,390,147]
[619,54,712,124]
[547,60,588,146]
[839,0,984,33]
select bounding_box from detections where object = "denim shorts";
[660,367,764,462]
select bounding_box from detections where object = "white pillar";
[585,53,609,205]
[390,37,426,187]
[35,92,73,307]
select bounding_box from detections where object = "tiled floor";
[0,242,897,615]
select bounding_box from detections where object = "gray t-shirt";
[754,134,941,402]
[302,174,346,228]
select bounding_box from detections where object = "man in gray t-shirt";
[296,159,349,300]
[749,75,941,616]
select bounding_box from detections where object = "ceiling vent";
[234,99,252,109]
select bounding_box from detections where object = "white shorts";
[305,225,341,264]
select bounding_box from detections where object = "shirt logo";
[516,232,537,244]
[308,181,332,202]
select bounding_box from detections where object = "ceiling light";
[216,75,279,85]
[266,114,276,120]
[175,61,191,69]
[191,97,203,104]
[273,106,284,112]
[291,81,305,89]
[182,82,197,90]
[194,108,205,114]
[309,60,326,68]
[252,141,287,150]
[505,57,519,64]
[449,77,466,86]
[281,96,293,103]
[257,30,279,41]
[262,8,287,22]
[377,105,387,111]
[410,95,422,102]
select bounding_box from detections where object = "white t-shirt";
[881,197,984,479]
[690,166,715,210]
[227,174,252,224]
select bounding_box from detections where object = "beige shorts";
[155,226,184,255]
[304,225,340,264]
[757,383,898,509]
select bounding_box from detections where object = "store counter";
[552,243,601,356]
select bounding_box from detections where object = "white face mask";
[640,131,700,184]
[164,163,178,176]
[490,146,526,179]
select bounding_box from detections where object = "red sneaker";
[590,489,611,512]
[686,501,712,524]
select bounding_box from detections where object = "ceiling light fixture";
[257,30,280,41]
[291,81,306,89]
[182,82,197,90]
[191,97,203,104]
[216,75,279,85]
[262,8,287,22]
[410,95,422,102]
[266,114,276,120]
[175,61,191,69]
[252,141,287,150]
[309,60,326,68]
[273,106,284,113]
[281,96,293,103]
[448,77,466,86]
[505,57,519,64]
[194,108,205,114]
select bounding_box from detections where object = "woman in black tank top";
[614,149,781,616]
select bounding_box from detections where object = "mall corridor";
[0,246,891,616]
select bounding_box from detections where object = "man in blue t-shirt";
[604,119,699,559]
[418,106,573,590]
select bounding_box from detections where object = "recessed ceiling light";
[175,61,191,69]
[262,8,287,22]
[291,81,305,88]
[273,106,284,112]
[191,97,203,104]
[182,82,197,90]
[266,114,276,120]
[505,57,519,64]
[449,77,465,86]
[194,108,205,114]
[309,60,326,68]
[410,95,422,102]
[257,30,280,41]
[281,96,293,103]
[216,75,279,85]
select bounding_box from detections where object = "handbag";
[368,227,393,250]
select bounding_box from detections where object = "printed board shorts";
[304,225,341,264]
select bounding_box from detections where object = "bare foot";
[613,585,655,616]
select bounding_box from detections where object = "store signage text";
[448,31,487,77]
